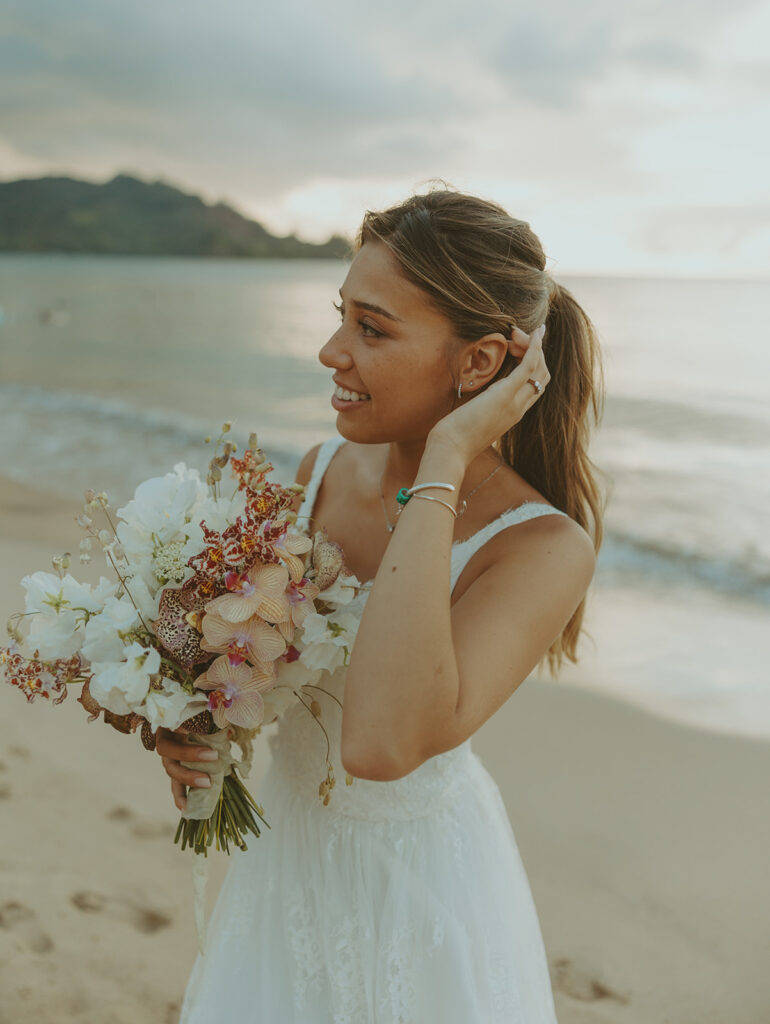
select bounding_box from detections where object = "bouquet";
[1,425,364,947]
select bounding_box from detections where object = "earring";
[457,380,474,399]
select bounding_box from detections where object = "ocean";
[1,254,768,735]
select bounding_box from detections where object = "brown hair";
[356,185,606,676]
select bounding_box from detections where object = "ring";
[527,378,544,395]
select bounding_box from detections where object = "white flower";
[297,610,360,674]
[116,463,209,590]
[141,678,207,732]
[21,572,118,617]
[20,572,120,659]
[26,611,81,659]
[261,685,300,725]
[318,571,365,607]
[120,574,161,623]
[89,642,161,715]
[80,594,140,664]
[192,490,247,535]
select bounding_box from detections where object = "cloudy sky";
[1,0,769,275]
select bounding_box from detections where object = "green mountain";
[0,173,351,258]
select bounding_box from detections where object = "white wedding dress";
[179,435,564,1023]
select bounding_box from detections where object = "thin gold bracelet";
[411,493,458,518]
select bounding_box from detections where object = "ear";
[462,332,517,383]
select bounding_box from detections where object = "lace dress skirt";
[178,673,559,1024]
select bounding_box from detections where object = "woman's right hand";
[155,725,220,811]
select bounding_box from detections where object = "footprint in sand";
[70,889,172,934]
[106,805,134,821]
[0,900,55,954]
[106,804,174,840]
[551,956,629,1004]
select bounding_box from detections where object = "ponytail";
[497,280,606,674]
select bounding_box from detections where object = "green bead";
[396,487,411,506]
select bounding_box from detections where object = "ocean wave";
[2,382,768,605]
[597,532,770,605]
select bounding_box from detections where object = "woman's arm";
[340,433,595,781]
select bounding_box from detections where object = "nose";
[318,324,353,372]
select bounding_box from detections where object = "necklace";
[379,455,504,534]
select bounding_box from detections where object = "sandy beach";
[1,477,768,1024]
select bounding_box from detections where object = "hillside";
[0,174,350,258]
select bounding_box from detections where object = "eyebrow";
[339,288,402,323]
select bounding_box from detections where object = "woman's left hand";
[428,323,550,465]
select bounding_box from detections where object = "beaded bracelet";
[396,480,456,508]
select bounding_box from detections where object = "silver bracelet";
[407,481,456,495]
[411,493,458,518]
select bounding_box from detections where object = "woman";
[160,187,604,1022]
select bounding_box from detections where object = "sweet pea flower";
[297,610,360,674]
[89,642,161,716]
[141,678,208,732]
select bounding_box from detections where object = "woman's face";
[318,240,460,443]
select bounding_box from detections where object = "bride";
[158,186,604,1022]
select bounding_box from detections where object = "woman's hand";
[429,324,549,465]
[155,725,220,812]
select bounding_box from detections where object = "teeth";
[334,385,370,401]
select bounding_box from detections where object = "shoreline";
[2,472,767,741]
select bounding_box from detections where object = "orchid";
[200,610,287,668]
[195,655,274,729]
[269,526,314,584]
[204,561,291,624]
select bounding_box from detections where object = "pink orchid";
[273,577,322,644]
[196,655,274,730]
[269,526,314,584]
[200,610,287,668]
[205,561,291,624]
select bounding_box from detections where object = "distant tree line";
[0,173,351,258]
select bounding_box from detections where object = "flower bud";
[79,552,92,565]
[248,432,258,451]
[98,530,112,548]
[79,537,92,551]
[222,421,232,433]
[112,541,126,561]
[204,435,211,444]
[76,513,93,529]
[84,488,96,503]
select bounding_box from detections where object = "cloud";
[0,0,768,273]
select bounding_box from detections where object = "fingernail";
[194,776,212,788]
[198,750,219,761]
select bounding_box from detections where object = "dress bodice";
[268,436,568,822]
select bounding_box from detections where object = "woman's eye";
[332,301,383,339]
[360,320,383,339]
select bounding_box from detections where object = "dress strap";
[295,435,347,533]
[450,502,569,589]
